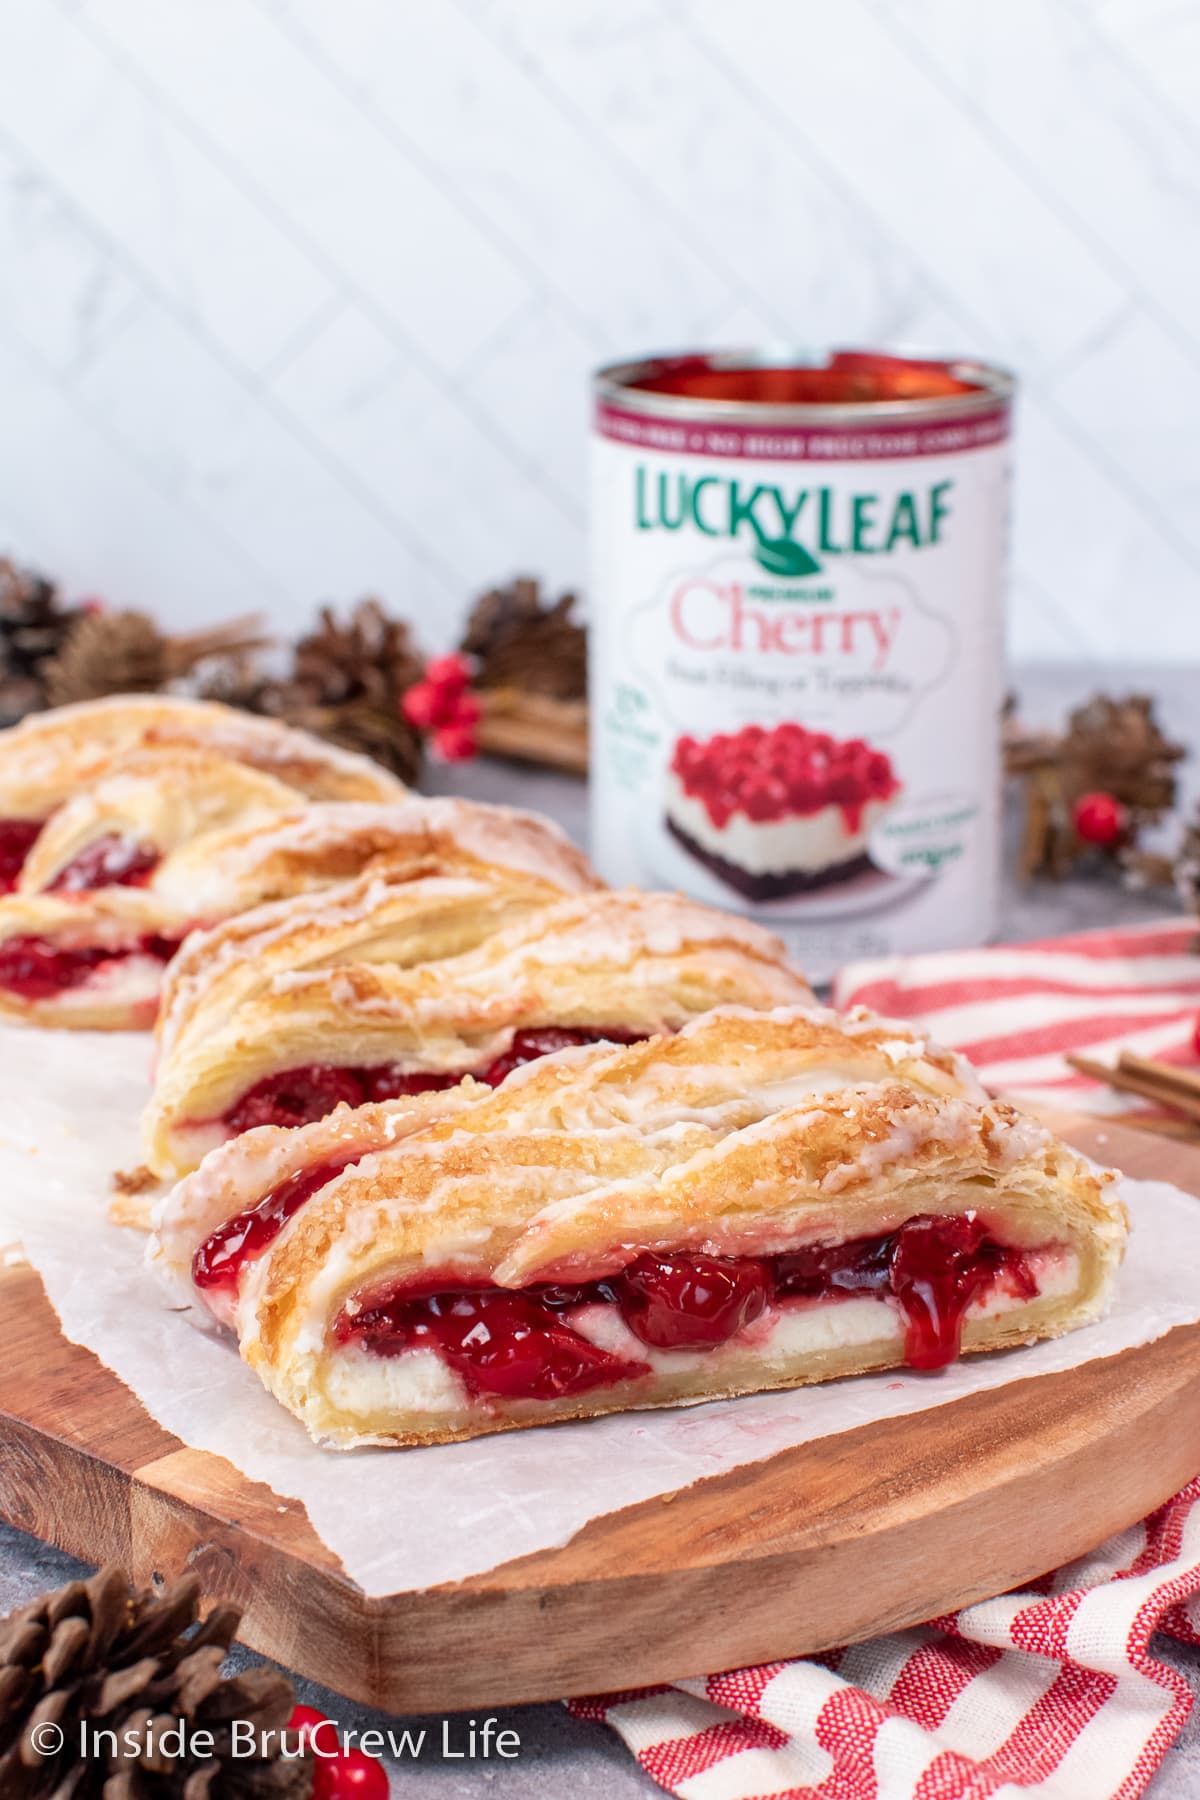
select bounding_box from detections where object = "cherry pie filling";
[46,833,161,892]
[0,930,183,1000]
[671,723,899,835]
[0,818,166,999]
[219,1027,644,1136]
[0,819,45,891]
[0,819,161,895]
[333,1219,1040,1397]
[195,1163,1045,1397]
[193,1154,364,1295]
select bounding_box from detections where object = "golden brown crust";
[0,694,404,813]
[148,1005,1127,1449]
[142,892,813,1175]
[155,869,591,1061]
[152,800,603,1054]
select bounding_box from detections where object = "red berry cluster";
[671,722,899,830]
[401,653,480,763]
[288,1705,390,1798]
[1072,790,1127,849]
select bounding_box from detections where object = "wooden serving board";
[3,1113,1200,1712]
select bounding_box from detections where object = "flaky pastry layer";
[145,797,599,922]
[156,869,595,1060]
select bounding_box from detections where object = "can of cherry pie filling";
[589,349,1015,982]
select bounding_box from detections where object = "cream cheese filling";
[0,947,166,1014]
[319,1246,1080,1420]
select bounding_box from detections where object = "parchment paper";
[1,1022,1198,1597]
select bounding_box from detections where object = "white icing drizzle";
[151,796,598,917]
[156,872,504,1057]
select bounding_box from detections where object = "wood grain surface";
[1,1112,1198,1712]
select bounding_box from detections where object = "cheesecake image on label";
[664,721,901,901]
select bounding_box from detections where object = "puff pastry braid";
[148,1005,1127,1448]
[143,891,812,1176]
[0,790,598,1030]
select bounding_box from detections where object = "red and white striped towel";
[571,1478,1200,1799]
[833,918,1200,1115]
[574,920,1200,1799]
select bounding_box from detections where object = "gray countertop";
[4,662,1200,1796]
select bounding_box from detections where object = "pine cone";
[44,612,272,714]
[194,651,273,716]
[1007,691,1185,880]
[0,1565,312,1798]
[0,560,88,725]
[460,577,586,700]
[277,696,423,784]
[45,613,171,706]
[1059,693,1184,820]
[218,599,425,784]
[289,600,423,710]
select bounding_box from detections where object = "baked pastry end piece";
[149,1006,1128,1449]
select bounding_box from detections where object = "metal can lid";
[594,348,1015,427]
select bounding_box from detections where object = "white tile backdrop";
[1,0,1198,658]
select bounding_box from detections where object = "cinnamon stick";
[477,690,588,775]
[1065,1052,1200,1124]
[1117,1051,1200,1102]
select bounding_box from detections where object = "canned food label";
[589,402,1011,980]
